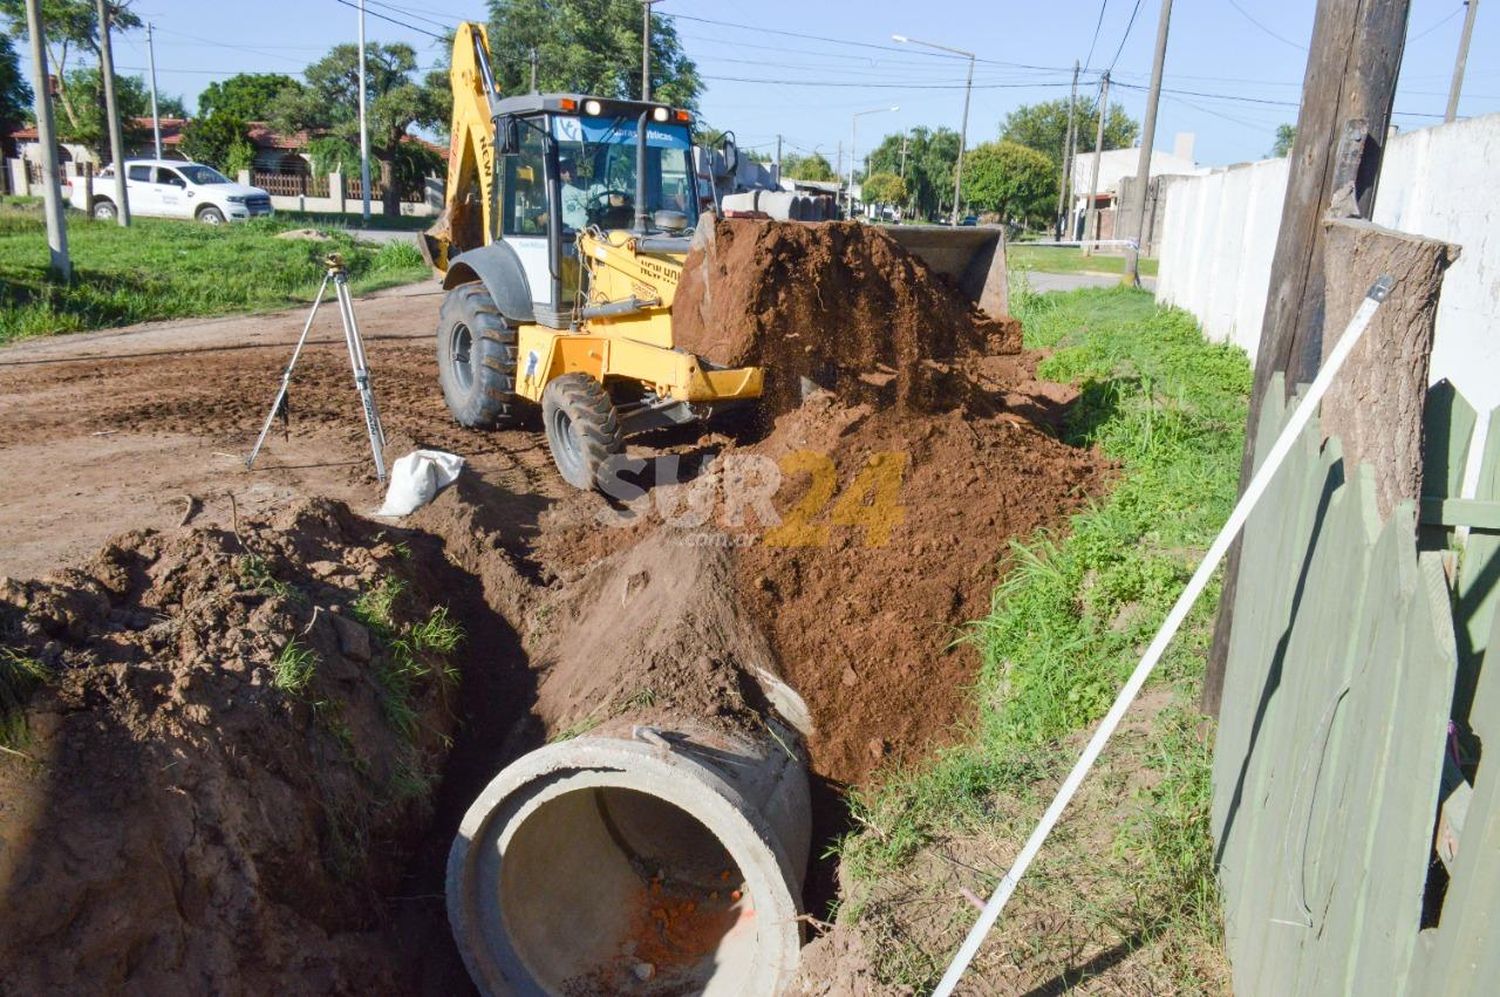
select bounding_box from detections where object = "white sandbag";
[373,449,465,517]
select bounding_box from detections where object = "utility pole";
[892,35,975,224]
[899,131,908,178]
[24,0,69,277]
[1202,0,1414,716]
[1124,0,1173,286]
[640,0,657,102]
[774,133,782,185]
[357,0,371,222]
[146,22,161,159]
[1083,71,1110,256]
[1446,0,1480,122]
[96,0,129,227]
[529,47,538,92]
[1056,62,1079,241]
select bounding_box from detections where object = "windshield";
[551,114,697,231]
[179,165,230,185]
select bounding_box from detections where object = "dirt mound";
[737,392,1109,786]
[672,219,1021,415]
[528,529,808,739]
[0,500,467,994]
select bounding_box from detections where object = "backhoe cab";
[424,23,761,490]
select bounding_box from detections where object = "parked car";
[69,159,273,224]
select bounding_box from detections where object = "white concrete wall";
[1157,113,1500,411]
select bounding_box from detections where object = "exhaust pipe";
[447,719,810,995]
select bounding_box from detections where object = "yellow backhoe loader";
[423,23,1007,490]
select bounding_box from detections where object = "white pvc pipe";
[932,275,1395,996]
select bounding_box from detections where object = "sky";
[14,0,1500,169]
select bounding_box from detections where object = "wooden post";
[1318,219,1456,519]
[1202,0,1413,716]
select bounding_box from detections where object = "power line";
[1223,0,1307,50]
[1084,0,1111,70]
[1106,0,1146,73]
[1410,4,1466,42]
[330,0,444,40]
[698,74,1076,91]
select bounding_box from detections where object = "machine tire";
[92,198,117,221]
[198,205,226,225]
[542,373,624,491]
[437,282,521,428]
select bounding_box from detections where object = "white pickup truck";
[70,159,273,224]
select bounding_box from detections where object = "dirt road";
[0,280,566,581]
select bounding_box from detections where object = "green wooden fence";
[1211,375,1500,994]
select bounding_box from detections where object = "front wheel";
[198,206,225,225]
[92,199,117,221]
[436,283,520,428]
[542,373,624,491]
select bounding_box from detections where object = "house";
[8,117,188,178]
[1067,132,1208,248]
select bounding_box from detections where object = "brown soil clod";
[673,219,1022,416]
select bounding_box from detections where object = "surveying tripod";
[246,253,388,482]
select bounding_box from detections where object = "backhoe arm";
[422,22,501,271]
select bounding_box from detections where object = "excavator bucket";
[881,225,1009,319]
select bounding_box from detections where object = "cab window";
[127,165,151,182]
[502,119,549,236]
[155,168,186,188]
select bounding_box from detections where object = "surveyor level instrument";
[245,253,388,482]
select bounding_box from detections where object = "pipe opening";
[500,785,755,994]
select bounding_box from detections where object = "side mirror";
[720,134,739,174]
[497,116,521,156]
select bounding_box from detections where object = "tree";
[486,0,701,110]
[861,171,905,208]
[1271,123,1296,158]
[1,0,143,162]
[48,67,149,156]
[865,126,961,220]
[197,73,303,122]
[781,152,834,182]
[1000,98,1140,172]
[0,33,29,134]
[179,113,252,173]
[961,140,1055,226]
[274,42,442,216]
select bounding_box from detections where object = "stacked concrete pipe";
[447,719,811,995]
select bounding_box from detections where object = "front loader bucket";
[882,225,1009,319]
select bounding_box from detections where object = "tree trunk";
[1318,218,1456,519]
[380,156,399,217]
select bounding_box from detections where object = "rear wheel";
[92,199,117,221]
[198,206,225,225]
[542,373,624,491]
[437,282,520,428]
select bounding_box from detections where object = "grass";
[0,200,431,343]
[271,640,319,695]
[276,209,435,232]
[0,648,51,751]
[837,285,1249,989]
[1008,243,1160,278]
[352,577,464,738]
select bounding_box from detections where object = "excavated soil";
[0,234,1111,992]
[0,500,473,994]
[673,219,1022,415]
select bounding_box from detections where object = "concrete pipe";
[447,721,811,995]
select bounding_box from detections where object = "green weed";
[271,640,318,695]
[353,577,463,739]
[0,648,51,750]
[1007,244,1160,278]
[236,554,297,601]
